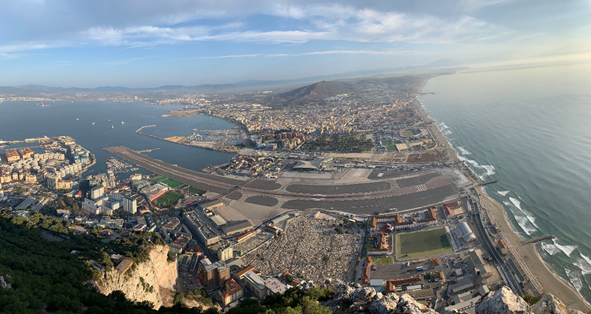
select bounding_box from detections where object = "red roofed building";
[237,231,255,242]
[385,275,423,293]
[443,201,462,217]
[221,278,243,306]
[235,265,255,280]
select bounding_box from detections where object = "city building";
[221,278,243,306]
[218,246,233,262]
[243,270,268,300]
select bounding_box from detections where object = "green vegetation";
[307,133,374,152]
[185,186,206,195]
[154,177,184,189]
[0,211,339,314]
[381,140,398,152]
[396,227,453,259]
[0,211,202,314]
[228,287,333,314]
[154,191,184,207]
[403,131,414,136]
[372,256,393,265]
[523,295,540,305]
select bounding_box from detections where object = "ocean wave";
[552,239,577,257]
[509,197,539,229]
[497,191,510,196]
[565,268,584,292]
[575,256,591,275]
[540,242,560,255]
[457,146,471,155]
[502,200,537,235]
[481,165,496,176]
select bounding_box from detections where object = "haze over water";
[419,62,591,303]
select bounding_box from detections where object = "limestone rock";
[368,293,400,314]
[96,245,177,310]
[396,294,437,314]
[476,286,532,314]
[531,294,584,314]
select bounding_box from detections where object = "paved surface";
[368,169,415,180]
[244,195,279,207]
[396,172,440,188]
[246,179,282,190]
[281,184,457,214]
[105,146,460,215]
[285,181,391,195]
[227,191,242,200]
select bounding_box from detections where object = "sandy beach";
[415,77,591,311]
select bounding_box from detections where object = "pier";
[521,235,556,245]
[137,148,160,153]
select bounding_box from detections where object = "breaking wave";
[565,268,584,292]
[552,239,577,257]
[575,254,591,275]
[540,241,560,255]
[457,146,471,155]
[497,191,510,196]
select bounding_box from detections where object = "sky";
[0,0,589,87]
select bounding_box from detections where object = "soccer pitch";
[396,227,453,259]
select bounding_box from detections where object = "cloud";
[198,50,427,59]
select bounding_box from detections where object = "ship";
[42,104,51,107]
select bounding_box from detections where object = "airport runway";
[105,146,459,213]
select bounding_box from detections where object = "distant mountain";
[275,81,356,106]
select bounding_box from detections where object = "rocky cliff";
[322,280,586,314]
[323,280,436,314]
[96,245,177,310]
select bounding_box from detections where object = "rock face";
[324,280,435,314]
[96,245,177,309]
[531,294,584,314]
[476,286,532,314]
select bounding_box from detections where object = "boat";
[111,125,114,130]
[76,118,80,121]
[121,121,125,124]
[92,122,95,126]
[36,103,39,106]
[42,104,51,107]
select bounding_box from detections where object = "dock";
[521,235,556,245]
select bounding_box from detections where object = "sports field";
[154,176,183,188]
[403,130,414,136]
[381,140,398,152]
[396,227,453,259]
[154,191,184,207]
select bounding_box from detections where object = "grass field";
[372,256,393,265]
[154,191,184,207]
[396,227,453,259]
[403,131,414,136]
[381,140,398,152]
[185,186,206,195]
[154,176,183,188]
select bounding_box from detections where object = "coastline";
[415,77,591,311]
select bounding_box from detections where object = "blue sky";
[0,0,589,87]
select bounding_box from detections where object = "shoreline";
[415,77,591,311]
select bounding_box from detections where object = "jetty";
[521,235,556,245]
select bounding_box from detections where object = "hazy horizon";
[1,0,589,87]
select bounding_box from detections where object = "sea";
[418,61,591,303]
[0,101,234,177]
